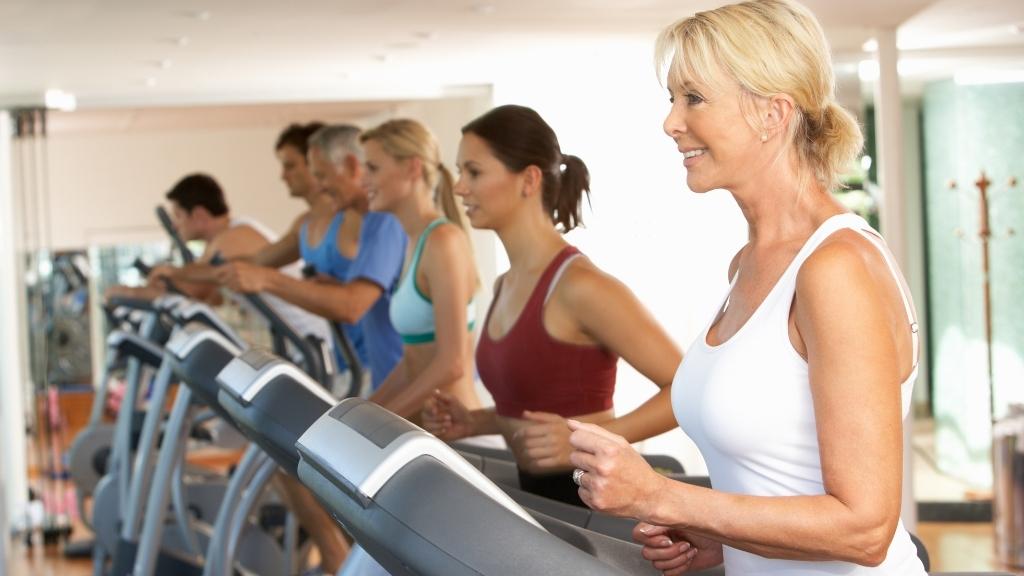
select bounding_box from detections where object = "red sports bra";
[476,246,618,419]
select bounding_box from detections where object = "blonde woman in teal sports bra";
[358,119,482,422]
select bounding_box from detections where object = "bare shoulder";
[216,224,269,259]
[225,223,267,244]
[796,229,889,304]
[423,222,471,263]
[556,256,631,309]
[287,210,311,234]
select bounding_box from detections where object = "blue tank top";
[299,211,369,371]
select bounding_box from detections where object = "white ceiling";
[1,0,1023,109]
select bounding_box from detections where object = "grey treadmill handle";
[107,330,165,368]
[330,323,363,394]
[174,304,247,350]
[156,204,195,263]
[208,252,329,385]
[105,295,157,313]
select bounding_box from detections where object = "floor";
[5,521,1023,575]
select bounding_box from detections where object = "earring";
[760,132,768,143]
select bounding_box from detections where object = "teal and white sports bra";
[389,218,476,345]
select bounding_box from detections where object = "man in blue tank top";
[239,122,369,373]
[218,124,406,392]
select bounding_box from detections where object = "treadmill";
[295,398,1013,576]
[213,350,665,575]
[127,287,346,576]
[295,397,673,576]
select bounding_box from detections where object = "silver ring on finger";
[572,468,586,487]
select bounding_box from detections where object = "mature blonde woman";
[567,1,927,574]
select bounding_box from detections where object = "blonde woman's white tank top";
[672,213,926,575]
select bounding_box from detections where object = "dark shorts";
[517,469,585,508]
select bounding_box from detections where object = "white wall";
[0,110,29,541]
[47,123,345,250]
[45,95,494,251]
[489,37,750,474]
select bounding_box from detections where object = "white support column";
[873,29,917,531]
[0,110,28,542]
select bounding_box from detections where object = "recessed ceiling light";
[158,58,173,69]
[193,10,211,21]
[144,77,158,87]
[44,89,76,111]
[861,38,878,53]
[858,60,879,82]
[176,36,191,47]
[473,4,496,14]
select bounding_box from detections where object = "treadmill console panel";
[327,401,411,449]
[240,348,278,371]
[165,322,241,360]
[297,398,542,529]
[174,302,244,347]
[153,293,188,313]
[217,350,334,405]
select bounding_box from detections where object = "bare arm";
[222,263,382,325]
[570,237,908,566]
[150,224,270,303]
[561,264,682,442]
[272,276,379,325]
[104,284,165,302]
[244,214,303,268]
[515,263,681,470]
[370,225,474,418]
[422,392,501,439]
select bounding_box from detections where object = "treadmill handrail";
[106,330,165,368]
[156,205,195,264]
[330,323,363,391]
[105,296,157,314]
[166,322,244,361]
[300,263,364,389]
[208,253,329,385]
[172,302,247,350]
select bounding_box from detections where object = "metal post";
[873,28,917,531]
[0,109,29,545]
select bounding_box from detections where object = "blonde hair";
[655,0,862,191]
[360,119,468,231]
